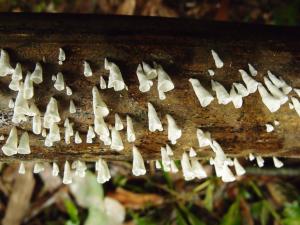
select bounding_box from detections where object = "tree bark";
[0,13,300,163]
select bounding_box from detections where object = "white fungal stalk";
[74,131,82,144]
[48,123,61,142]
[86,125,95,143]
[233,82,249,97]
[96,158,111,184]
[33,162,44,173]
[147,102,163,132]
[17,132,31,154]
[2,126,18,156]
[273,156,284,168]
[263,76,288,104]
[52,162,59,176]
[291,97,300,117]
[233,158,246,176]
[211,80,231,105]
[32,113,42,135]
[196,129,212,147]
[249,153,255,161]
[100,76,107,89]
[110,128,124,151]
[94,115,110,138]
[170,160,179,173]
[44,97,61,128]
[239,69,259,93]
[267,71,292,94]
[92,86,109,117]
[257,83,281,113]
[0,135,4,141]
[30,62,43,84]
[0,49,13,76]
[18,162,26,174]
[166,114,182,144]
[58,48,65,65]
[72,160,87,177]
[211,50,224,68]
[230,85,243,108]
[136,64,153,92]
[256,156,264,168]
[12,63,23,81]
[158,90,166,100]
[248,63,257,76]
[105,58,126,91]
[156,64,174,97]
[83,61,93,77]
[208,69,215,76]
[155,160,161,169]
[69,100,76,114]
[166,144,174,156]
[23,72,34,99]
[142,61,157,79]
[189,147,197,157]
[9,79,20,91]
[8,99,14,109]
[161,147,171,168]
[189,78,214,107]
[126,115,136,143]
[63,161,73,184]
[115,113,124,131]
[132,145,146,176]
[54,72,65,91]
[191,158,207,179]
[13,82,30,123]
[66,86,72,96]
[181,152,195,181]
[266,123,274,132]
[221,164,236,182]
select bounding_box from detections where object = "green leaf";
[84,207,109,225]
[203,182,214,212]
[260,201,270,225]
[176,208,189,225]
[221,201,241,225]
[282,201,300,225]
[64,199,80,224]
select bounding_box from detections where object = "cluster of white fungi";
[1,47,294,185]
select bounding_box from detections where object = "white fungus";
[263,76,288,105]
[189,147,197,157]
[74,131,82,144]
[52,75,56,81]
[257,83,281,113]
[196,129,212,147]
[66,86,72,96]
[191,158,207,179]
[32,114,42,135]
[110,128,124,151]
[114,113,124,131]
[72,161,87,178]
[267,71,292,94]
[211,50,224,68]
[63,161,72,184]
[291,97,300,117]
[8,99,14,108]
[181,152,194,181]
[52,162,59,176]
[0,135,4,141]
[166,144,174,156]
[1,126,18,156]
[211,80,231,105]
[83,61,93,77]
[100,76,107,89]
[12,83,30,123]
[294,88,300,97]
[166,114,182,144]
[136,64,153,92]
[273,156,284,168]
[239,69,259,94]
[221,164,236,182]
[42,129,47,138]
[33,162,45,173]
[86,126,95,143]
[9,79,20,92]
[233,82,249,97]
[23,72,34,99]
[94,115,110,138]
[249,153,255,161]
[132,145,146,176]
[58,48,66,65]
[126,115,136,143]
[233,158,246,176]
[155,160,161,169]
[170,160,179,173]
[69,100,76,114]
[64,119,74,144]
[208,69,215,76]
[158,90,166,100]
[248,63,257,76]
[96,158,111,184]
[147,102,163,132]
[48,123,61,143]
[30,62,43,84]
[43,97,61,128]
[18,162,26,174]
[17,132,31,154]
[0,49,13,76]
[156,64,174,98]
[256,156,264,168]
[189,78,214,107]
[142,61,157,79]
[266,123,274,132]
[230,85,243,108]
[12,63,23,81]
[161,147,171,168]
[92,86,109,117]
[104,58,126,91]
[54,72,65,91]
[274,120,280,126]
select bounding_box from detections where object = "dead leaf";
[107,187,163,209]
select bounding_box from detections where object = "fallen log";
[0,13,300,163]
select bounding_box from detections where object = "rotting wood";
[0,13,300,163]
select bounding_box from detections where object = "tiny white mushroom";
[156,63,174,94]
[248,63,257,76]
[147,102,163,132]
[189,78,214,107]
[221,164,236,182]
[239,69,259,94]
[267,71,292,94]
[233,82,249,97]
[43,97,61,128]
[181,152,195,181]
[32,114,42,135]
[196,129,212,147]
[66,86,72,96]
[9,79,20,91]
[30,62,43,84]
[54,72,65,91]
[211,49,224,68]
[136,64,153,92]
[92,86,109,117]
[256,156,264,168]
[274,120,280,126]
[105,58,126,91]
[94,115,110,138]
[170,160,179,173]
[208,69,215,76]
[18,162,26,174]
[42,129,47,138]
[83,61,93,77]
[23,72,34,99]
[1,126,18,156]
[273,156,284,168]
[291,97,300,117]
[115,113,124,131]
[12,63,23,81]
[0,49,14,76]
[0,135,4,141]
[166,144,174,156]
[100,76,107,89]
[52,75,56,81]
[8,99,14,108]
[294,88,300,97]
[249,153,255,161]
[69,100,76,114]
[230,85,243,108]
[191,158,207,179]
[52,162,59,176]
[266,123,274,132]
[189,147,197,157]
[211,80,231,105]
[58,48,66,65]
[126,115,136,143]
[74,131,82,144]
[132,145,146,176]
[17,132,31,154]
[86,126,96,143]
[110,128,124,151]
[142,61,157,79]
[158,90,166,100]
[33,162,45,174]
[155,160,161,169]
[48,123,61,142]
[257,83,281,113]
[63,161,73,184]
[161,147,171,167]
[166,114,181,144]
[263,76,288,105]
[96,158,111,184]
[233,158,246,176]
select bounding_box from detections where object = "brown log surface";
[0,13,300,162]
